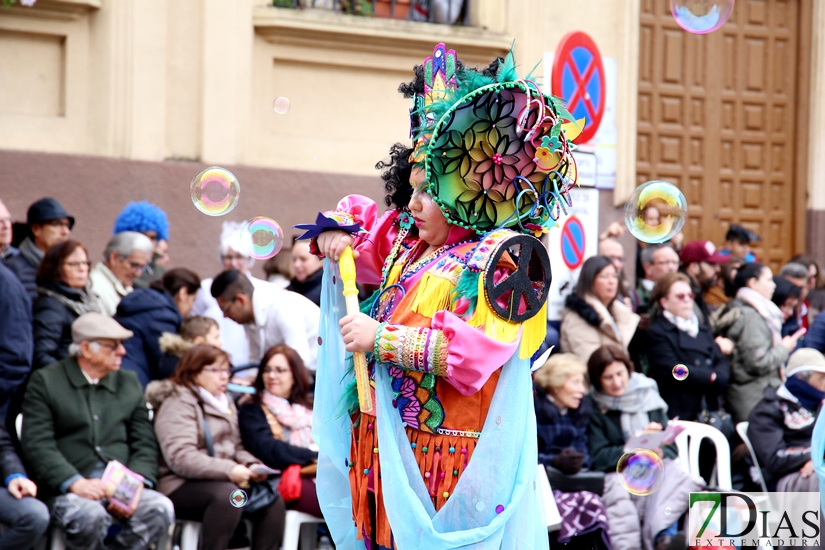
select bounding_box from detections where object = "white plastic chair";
[174,520,202,550]
[671,420,732,490]
[736,421,770,493]
[283,510,326,550]
[537,464,562,532]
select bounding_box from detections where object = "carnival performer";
[298,44,583,549]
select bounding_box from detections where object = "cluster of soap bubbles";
[616,449,665,496]
[624,180,688,244]
[671,0,734,34]
[230,489,247,508]
[672,364,689,381]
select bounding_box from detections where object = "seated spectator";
[160,316,224,361]
[0,261,32,422]
[115,268,200,387]
[147,345,285,550]
[239,345,320,517]
[89,232,154,316]
[598,238,637,311]
[679,240,727,326]
[533,353,611,550]
[560,256,639,364]
[790,254,825,322]
[704,255,744,313]
[715,263,805,422]
[263,249,292,289]
[747,348,825,491]
[719,224,760,263]
[191,221,260,367]
[212,270,320,370]
[646,273,730,421]
[113,201,170,288]
[0,199,16,261]
[5,198,73,300]
[772,276,802,337]
[0,422,50,550]
[21,313,174,549]
[287,239,324,307]
[779,262,810,332]
[587,344,702,550]
[33,240,100,370]
[636,243,679,314]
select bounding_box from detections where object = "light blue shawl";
[312,261,549,549]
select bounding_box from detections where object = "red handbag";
[278,464,303,502]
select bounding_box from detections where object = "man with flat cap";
[20,313,174,549]
[3,198,74,300]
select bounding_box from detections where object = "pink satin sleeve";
[431,310,519,396]
[328,195,401,285]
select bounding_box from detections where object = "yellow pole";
[338,246,375,414]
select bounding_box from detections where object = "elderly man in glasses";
[89,232,154,317]
[20,313,174,550]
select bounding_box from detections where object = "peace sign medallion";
[483,235,552,323]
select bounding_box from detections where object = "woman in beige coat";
[560,255,640,364]
[147,344,285,550]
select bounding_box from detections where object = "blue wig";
[113,201,170,241]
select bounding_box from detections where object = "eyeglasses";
[653,260,679,267]
[263,367,291,376]
[202,366,231,376]
[127,261,147,274]
[669,292,695,302]
[605,255,625,264]
[0,217,11,226]
[45,219,71,229]
[94,340,123,351]
[219,297,236,314]
[63,261,91,270]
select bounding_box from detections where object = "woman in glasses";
[646,272,730,422]
[238,344,320,517]
[33,239,100,369]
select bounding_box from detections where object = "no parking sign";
[560,216,586,271]
[551,31,606,145]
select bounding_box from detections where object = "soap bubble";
[273,97,291,114]
[672,364,689,381]
[665,506,672,515]
[240,217,284,260]
[190,167,240,216]
[670,0,734,34]
[624,180,687,244]
[230,489,247,508]
[617,449,665,496]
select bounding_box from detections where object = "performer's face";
[408,168,450,248]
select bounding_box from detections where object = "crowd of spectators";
[4,194,825,550]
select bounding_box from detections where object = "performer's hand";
[317,230,359,262]
[340,313,380,352]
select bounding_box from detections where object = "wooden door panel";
[637,0,800,271]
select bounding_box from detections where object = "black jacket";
[237,402,318,469]
[0,262,33,414]
[534,385,592,469]
[747,386,816,488]
[646,315,730,421]
[587,403,676,473]
[3,246,38,302]
[287,269,323,307]
[114,288,182,388]
[32,281,91,370]
[0,422,25,483]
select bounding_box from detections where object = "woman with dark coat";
[114,268,200,387]
[238,344,320,517]
[32,240,100,369]
[646,272,730,421]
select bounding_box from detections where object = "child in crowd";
[159,315,223,358]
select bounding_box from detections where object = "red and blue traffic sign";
[552,31,605,144]
[560,216,586,270]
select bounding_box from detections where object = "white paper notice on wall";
[543,52,617,190]
[546,187,600,321]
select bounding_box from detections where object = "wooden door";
[637,0,809,270]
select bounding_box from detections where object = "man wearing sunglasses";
[89,232,154,316]
[20,313,174,549]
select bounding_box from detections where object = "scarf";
[261,390,314,448]
[198,386,230,414]
[784,376,825,412]
[591,373,669,440]
[36,284,100,316]
[663,310,699,338]
[736,286,784,346]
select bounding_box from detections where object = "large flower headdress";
[409,43,584,236]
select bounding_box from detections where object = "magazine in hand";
[623,423,685,452]
[101,460,144,514]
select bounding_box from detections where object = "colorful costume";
[304,44,581,549]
